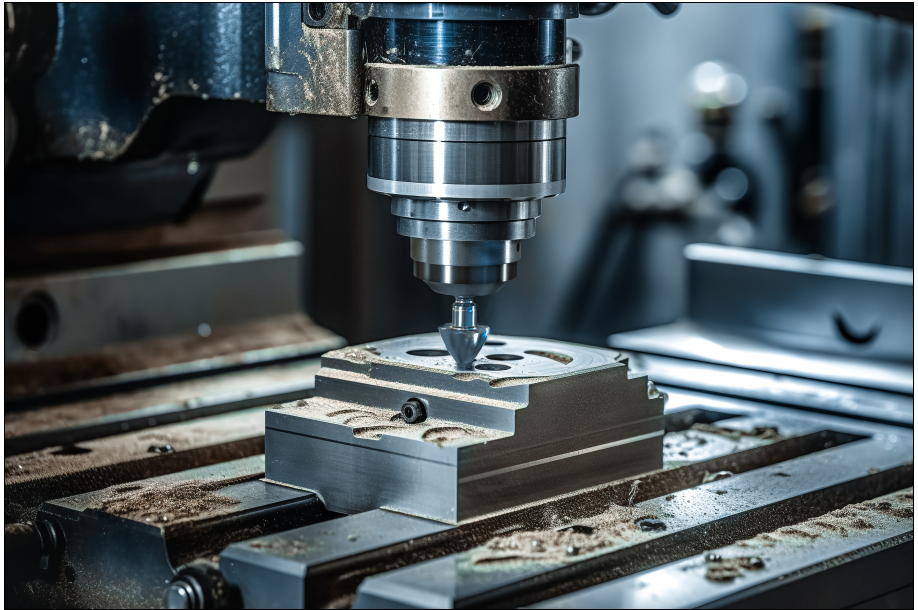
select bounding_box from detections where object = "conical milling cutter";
[439,297,489,368]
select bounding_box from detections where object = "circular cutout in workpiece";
[475,363,511,371]
[487,354,524,361]
[407,349,450,357]
[485,341,506,346]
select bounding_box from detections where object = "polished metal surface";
[226,395,911,609]
[365,3,580,20]
[410,239,521,267]
[362,334,621,378]
[610,320,913,394]
[684,244,913,362]
[364,64,579,121]
[415,263,517,296]
[397,218,536,241]
[370,118,566,142]
[368,138,565,185]
[392,198,541,222]
[369,176,566,200]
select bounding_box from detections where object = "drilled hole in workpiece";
[487,354,524,361]
[485,341,506,346]
[476,363,511,371]
[407,349,450,357]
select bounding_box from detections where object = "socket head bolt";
[401,398,427,424]
[165,582,197,609]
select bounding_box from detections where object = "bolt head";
[400,398,427,424]
[166,583,195,609]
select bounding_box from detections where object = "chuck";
[364,4,579,298]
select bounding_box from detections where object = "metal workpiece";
[439,298,490,367]
[364,64,579,121]
[265,334,662,523]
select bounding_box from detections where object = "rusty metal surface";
[265,4,364,116]
[364,63,579,121]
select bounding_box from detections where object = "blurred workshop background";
[242,2,912,346]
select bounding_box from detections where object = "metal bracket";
[265,3,364,116]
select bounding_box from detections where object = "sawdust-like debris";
[90,478,240,524]
[470,503,659,566]
[691,423,782,441]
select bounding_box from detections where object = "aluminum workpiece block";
[265,335,663,523]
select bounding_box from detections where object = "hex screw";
[165,581,198,609]
[401,398,427,424]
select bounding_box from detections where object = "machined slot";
[353,437,912,608]
[5,407,268,523]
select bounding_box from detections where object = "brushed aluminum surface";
[370,177,566,200]
[392,198,541,222]
[368,138,565,185]
[369,118,566,142]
